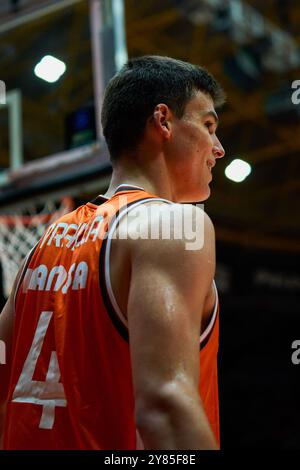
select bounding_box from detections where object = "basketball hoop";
[0,196,74,298]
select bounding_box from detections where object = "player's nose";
[212,138,225,159]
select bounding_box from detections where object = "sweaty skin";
[124,203,218,449]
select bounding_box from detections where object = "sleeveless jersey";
[4,184,220,449]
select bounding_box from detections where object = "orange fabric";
[4,188,219,449]
[200,311,220,446]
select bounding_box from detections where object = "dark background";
[217,242,300,449]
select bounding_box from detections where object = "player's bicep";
[128,255,199,389]
[127,237,209,403]
[127,203,215,405]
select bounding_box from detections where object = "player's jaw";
[176,165,214,203]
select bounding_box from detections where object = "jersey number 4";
[12,311,67,429]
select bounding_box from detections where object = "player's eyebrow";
[201,110,219,125]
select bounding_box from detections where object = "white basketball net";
[0,197,74,298]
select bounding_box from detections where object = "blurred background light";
[34,55,66,83]
[225,158,252,182]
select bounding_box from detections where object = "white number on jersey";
[12,311,67,429]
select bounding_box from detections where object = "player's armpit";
[0,286,15,448]
[127,204,218,450]
[0,289,16,401]
[0,256,28,447]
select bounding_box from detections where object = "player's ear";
[152,103,172,139]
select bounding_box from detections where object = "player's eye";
[205,121,214,133]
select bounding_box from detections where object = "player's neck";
[104,153,177,201]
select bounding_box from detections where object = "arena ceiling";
[0,0,299,252]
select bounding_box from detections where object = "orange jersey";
[4,184,220,449]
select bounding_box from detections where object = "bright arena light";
[225,159,252,183]
[34,55,66,83]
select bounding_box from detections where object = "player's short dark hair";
[101,55,225,163]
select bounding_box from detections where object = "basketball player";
[0,56,225,450]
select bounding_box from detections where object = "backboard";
[0,0,126,207]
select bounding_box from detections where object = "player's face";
[169,91,225,202]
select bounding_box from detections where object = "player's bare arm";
[126,203,218,449]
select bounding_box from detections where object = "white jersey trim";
[104,197,171,328]
[114,183,145,191]
[98,183,146,200]
[199,280,218,345]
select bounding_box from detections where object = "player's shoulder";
[178,202,215,230]
[126,199,213,226]
[122,200,215,260]
[140,200,215,240]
